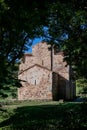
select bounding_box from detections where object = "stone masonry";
[18,42,76,100]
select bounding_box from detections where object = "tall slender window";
[42,60,44,65]
[35,80,36,85]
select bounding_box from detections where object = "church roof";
[24,53,33,56]
[18,64,51,75]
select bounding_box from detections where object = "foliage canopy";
[0,0,87,97]
[0,0,51,96]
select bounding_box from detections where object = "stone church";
[18,42,76,100]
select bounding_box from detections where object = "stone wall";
[18,42,76,100]
[53,51,69,80]
[19,42,51,72]
[32,42,51,70]
[18,65,52,100]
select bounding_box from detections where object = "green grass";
[0,100,87,130]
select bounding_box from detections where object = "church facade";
[18,42,76,100]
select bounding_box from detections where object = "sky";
[26,37,43,53]
[25,25,69,54]
[26,33,68,54]
[26,27,49,53]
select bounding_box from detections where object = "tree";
[42,0,87,79]
[0,0,87,97]
[76,78,87,96]
[0,0,52,97]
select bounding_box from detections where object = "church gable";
[18,42,76,100]
[18,64,52,100]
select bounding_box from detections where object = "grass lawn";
[0,100,87,130]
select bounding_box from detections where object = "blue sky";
[33,37,43,45]
[25,25,69,54]
[26,37,43,53]
[26,27,48,53]
[26,33,68,53]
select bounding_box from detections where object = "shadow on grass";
[0,103,87,130]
